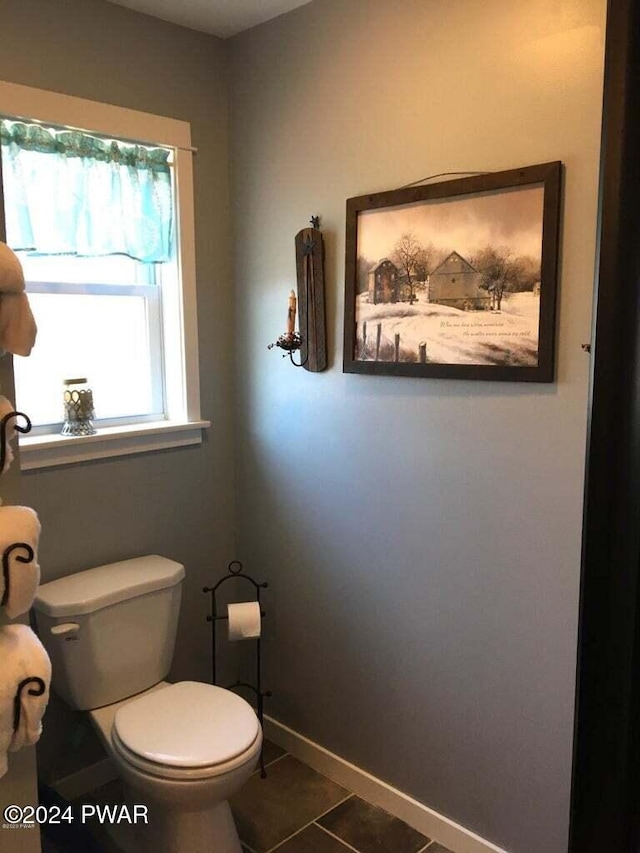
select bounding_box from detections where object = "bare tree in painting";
[474,246,542,309]
[414,247,430,291]
[508,254,541,292]
[391,232,423,303]
[473,246,514,311]
[414,243,446,293]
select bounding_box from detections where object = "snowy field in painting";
[355,292,540,366]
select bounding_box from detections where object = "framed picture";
[343,162,562,382]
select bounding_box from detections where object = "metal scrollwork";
[13,677,46,733]
[0,410,32,474]
[1,543,35,608]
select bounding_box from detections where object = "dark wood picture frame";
[343,162,562,382]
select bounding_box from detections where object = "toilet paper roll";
[227,601,261,641]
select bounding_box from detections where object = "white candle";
[287,289,297,335]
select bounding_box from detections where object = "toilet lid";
[113,681,260,768]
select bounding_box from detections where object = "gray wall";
[0,0,235,687]
[229,2,606,851]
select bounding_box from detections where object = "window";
[0,81,207,469]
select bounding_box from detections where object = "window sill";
[19,420,211,471]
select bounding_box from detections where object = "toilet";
[33,555,262,853]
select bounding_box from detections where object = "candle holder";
[268,285,307,366]
[268,331,306,366]
[268,215,327,371]
[268,331,302,352]
[61,378,96,436]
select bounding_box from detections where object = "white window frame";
[25,279,166,427]
[0,80,209,469]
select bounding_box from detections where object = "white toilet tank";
[33,555,185,711]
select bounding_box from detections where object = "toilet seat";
[111,681,261,781]
[111,726,262,781]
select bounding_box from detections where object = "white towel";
[0,624,51,778]
[0,506,41,619]
[0,395,17,474]
[0,243,25,294]
[0,292,37,357]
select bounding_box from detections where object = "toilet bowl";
[33,556,262,853]
[91,681,262,853]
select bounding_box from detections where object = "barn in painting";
[367,258,416,304]
[368,258,399,304]
[428,251,490,310]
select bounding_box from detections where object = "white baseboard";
[263,715,510,853]
[53,758,118,801]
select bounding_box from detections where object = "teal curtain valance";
[0,122,171,171]
[0,119,173,263]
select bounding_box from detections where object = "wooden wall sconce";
[269,216,327,372]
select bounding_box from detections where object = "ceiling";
[105,0,312,38]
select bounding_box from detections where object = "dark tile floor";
[65,741,455,853]
[230,742,454,853]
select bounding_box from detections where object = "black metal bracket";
[13,676,45,733]
[0,410,32,474]
[1,542,35,609]
[203,561,271,777]
[287,344,309,369]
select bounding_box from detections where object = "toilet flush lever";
[50,622,80,639]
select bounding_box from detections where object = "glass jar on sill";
[61,378,97,436]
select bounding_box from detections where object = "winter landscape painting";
[343,162,562,382]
